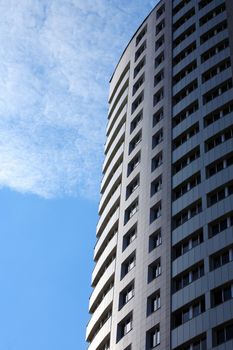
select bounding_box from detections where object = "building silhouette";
[86,0,233,349]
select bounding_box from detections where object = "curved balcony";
[94,208,119,260]
[86,288,113,341]
[89,259,115,312]
[99,165,122,215]
[108,70,129,113]
[87,317,111,350]
[92,234,117,286]
[96,186,120,237]
[101,143,124,193]
[105,112,126,154]
[103,121,125,173]
[106,92,128,137]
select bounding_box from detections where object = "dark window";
[200,20,227,45]
[130,110,142,133]
[123,225,137,251]
[150,202,162,224]
[151,152,163,172]
[153,108,163,127]
[210,245,233,271]
[173,24,196,48]
[135,41,146,62]
[136,25,147,46]
[148,258,161,283]
[173,146,200,175]
[173,261,204,293]
[117,313,133,342]
[151,176,162,197]
[172,228,203,260]
[119,281,134,309]
[149,229,162,252]
[147,290,161,316]
[146,325,160,349]
[121,252,136,279]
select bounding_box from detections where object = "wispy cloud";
[0,0,156,199]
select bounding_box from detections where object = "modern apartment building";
[86,0,233,349]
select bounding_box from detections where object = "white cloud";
[0,0,156,199]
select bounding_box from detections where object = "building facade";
[86,0,233,349]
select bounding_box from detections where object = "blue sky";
[0,1,157,349]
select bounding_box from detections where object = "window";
[135,41,146,62]
[129,130,142,154]
[173,79,198,105]
[199,0,213,10]
[153,108,163,127]
[173,7,195,31]
[147,290,161,316]
[130,110,142,133]
[173,146,200,175]
[134,56,145,78]
[172,228,203,260]
[154,69,164,86]
[199,3,225,26]
[123,225,137,251]
[207,180,233,207]
[150,202,162,223]
[149,229,162,252]
[125,199,138,224]
[208,211,233,238]
[173,261,204,293]
[173,334,207,350]
[173,41,196,66]
[210,245,233,271]
[126,174,140,199]
[213,320,233,346]
[172,100,199,127]
[204,100,233,127]
[173,122,199,149]
[121,252,136,279]
[211,281,233,307]
[151,152,163,172]
[146,325,160,349]
[203,79,233,105]
[151,176,162,197]
[132,92,144,114]
[173,0,191,15]
[173,24,196,48]
[154,51,164,68]
[206,152,233,178]
[117,313,133,342]
[200,20,227,45]
[148,258,161,283]
[173,60,197,85]
[157,4,165,18]
[119,281,135,309]
[153,88,164,105]
[155,35,164,50]
[173,200,202,229]
[201,38,229,63]
[99,339,110,350]
[173,172,201,200]
[152,129,163,148]
[128,151,140,176]
[205,125,233,152]
[133,73,145,95]
[136,25,147,46]
[202,58,231,83]
[156,19,165,35]
[172,296,205,328]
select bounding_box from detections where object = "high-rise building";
[86,0,233,349]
